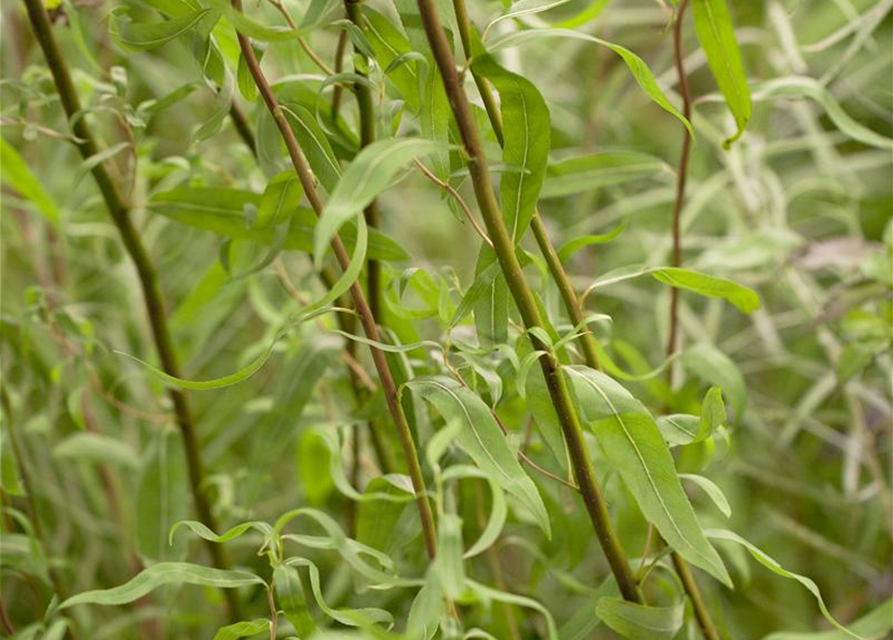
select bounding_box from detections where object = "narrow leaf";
[406,376,551,536]
[692,0,751,146]
[566,365,731,585]
[62,563,264,607]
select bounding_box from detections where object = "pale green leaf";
[212,619,270,640]
[707,529,864,639]
[566,365,731,585]
[692,0,751,146]
[0,137,61,228]
[62,562,264,607]
[596,598,684,640]
[405,376,551,537]
[652,267,761,314]
[313,138,450,267]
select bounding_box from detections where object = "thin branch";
[418,0,640,602]
[21,0,241,620]
[413,158,493,248]
[232,0,437,559]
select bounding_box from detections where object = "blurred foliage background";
[0,0,891,638]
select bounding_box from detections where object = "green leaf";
[62,562,264,607]
[149,186,408,261]
[280,104,343,193]
[474,55,550,242]
[483,0,577,41]
[135,429,188,562]
[595,598,684,640]
[471,247,510,348]
[298,430,335,504]
[194,71,234,142]
[707,529,864,639]
[247,339,336,500]
[542,152,669,199]
[0,137,61,228]
[566,365,731,585]
[407,566,444,640]
[405,376,551,537]
[168,520,273,547]
[212,619,270,640]
[274,565,317,638]
[679,473,731,518]
[762,598,891,640]
[490,30,693,136]
[111,8,219,52]
[557,220,626,262]
[53,432,139,469]
[682,344,747,418]
[313,137,449,267]
[434,513,465,600]
[257,172,304,230]
[692,0,751,147]
[748,77,893,150]
[116,336,279,391]
[363,7,421,112]
[651,267,761,314]
[697,386,726,442]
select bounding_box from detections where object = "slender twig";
[331,30,349,120]
[21,0,241,620]
[263,0,336,76]
[232,0,437,559]
[343,0,382,321]
[450,0,601,372]
[417,0,640,601]
[659,4,722,639]
[414,158,494,248]
[667,0,693,363]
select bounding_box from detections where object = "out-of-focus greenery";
[0,0,890,639]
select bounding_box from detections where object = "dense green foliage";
[1,0,891,639]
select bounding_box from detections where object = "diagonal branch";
[231,0,437,559]
[21,0,241,620]
[415,0,641,602]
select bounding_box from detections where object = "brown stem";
[21,0,240,620]
[232,0,437,559]
[660,4,721,639]
[667,0,693,363]
[344,0,382,321]
[417,0,640,601]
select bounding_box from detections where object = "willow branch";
[663,4,721,639]
[344,0,382,320]
[21,0,241,620]
[232,0,437,558]
[417,0,640,602]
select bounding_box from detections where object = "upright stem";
[667,0,693,362]
[344,0,382,320]
[416,0,639,602]
[232,0,437,559]
[229,101,257,156]
[451,0,600,371]
[21,0,240,620]
[665,4,721,639]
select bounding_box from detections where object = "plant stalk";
[232,0,438,559]
[416,0,640,602]
[21,0,240,620]
[664,3,722,639]
[451,0,601,371]
[344,0,382,321]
